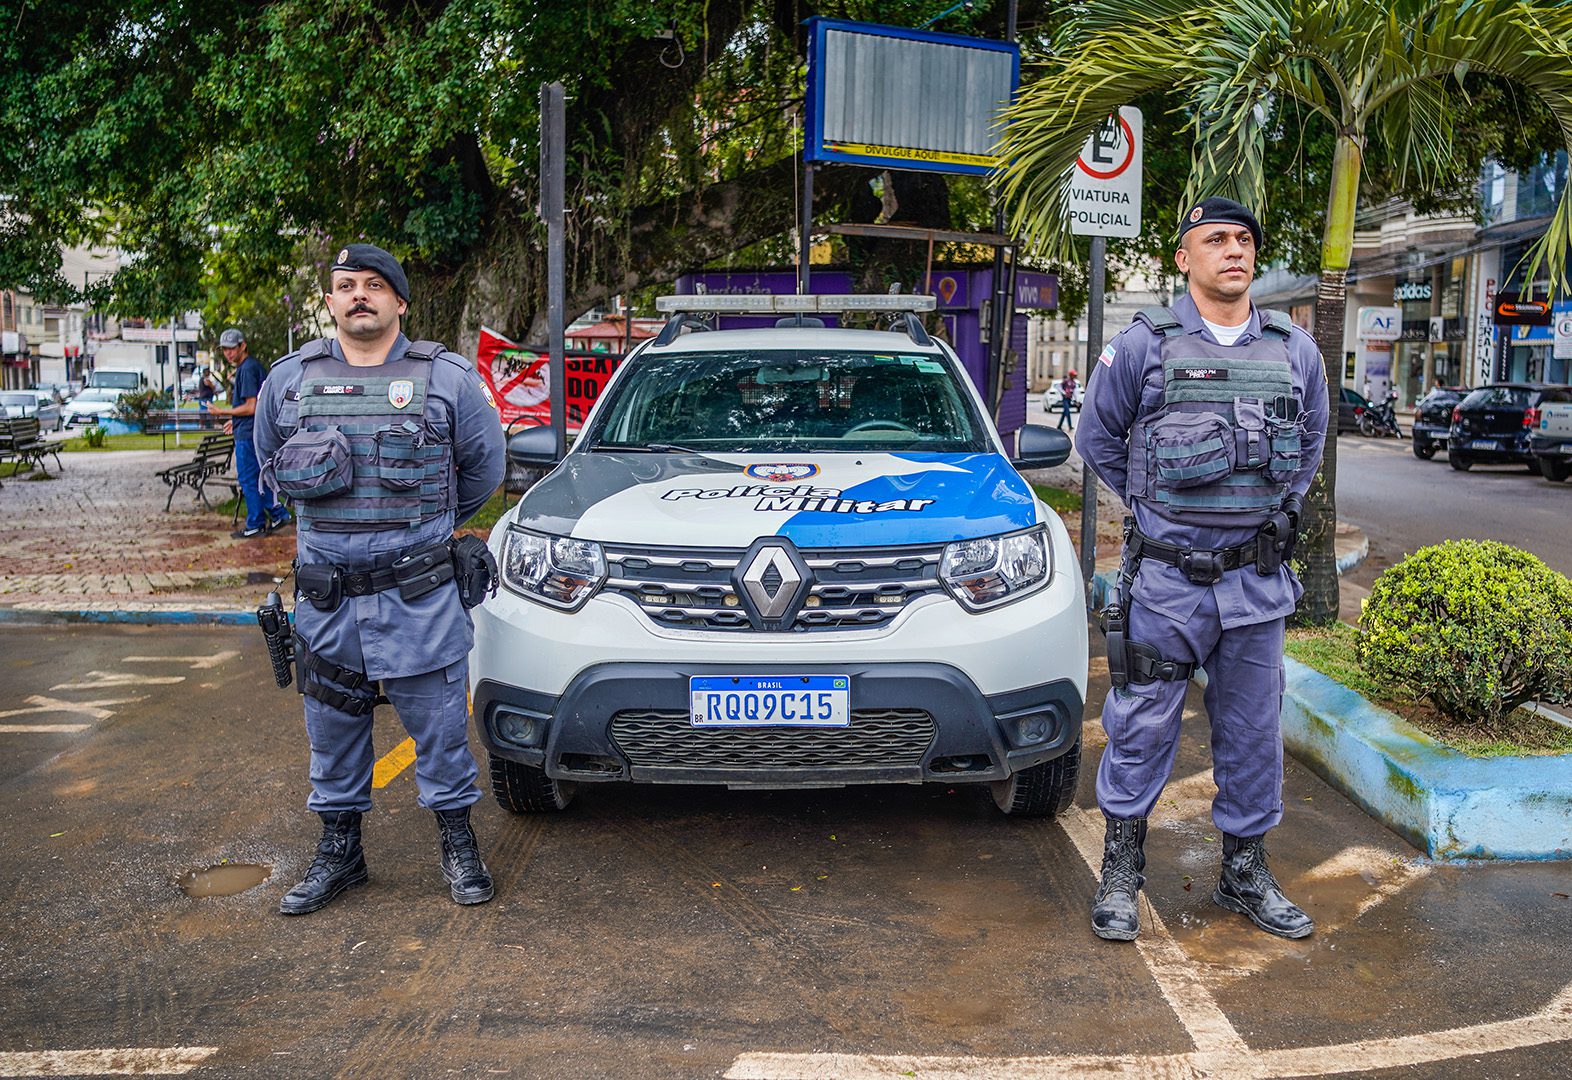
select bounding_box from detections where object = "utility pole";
[541,81,567,461]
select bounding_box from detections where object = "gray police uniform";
[254,333,505,814]
[1075,293,1328,837]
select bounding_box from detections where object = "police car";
[471,295,1087,817]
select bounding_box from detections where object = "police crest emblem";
[746,463,819,482]
[388,380,415,409]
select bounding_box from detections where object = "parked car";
[0,390,64,431]
[1411,386,1466,459]
[28,381,79,402]
[1528,392,1572,482]
[1336,386,1371,433]
[60,387,126,428]
[1447,383,1571,472]
[1040,381,1084,413]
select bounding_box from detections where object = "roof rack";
[652,293,939,347]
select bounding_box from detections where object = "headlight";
[940,525,1050,611]
[500,527,606,611]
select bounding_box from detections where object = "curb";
[0,606,254,626]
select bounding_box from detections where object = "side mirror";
[1012,424,1072,470]
[508,425,561,467]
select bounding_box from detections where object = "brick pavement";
[0,449,294,615]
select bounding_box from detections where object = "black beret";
[1178,196,1263,250]
[329,244,410,302]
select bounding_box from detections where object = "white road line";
[1059,806,1248,1054]
[51,671,186,690]
[1301,844,1431,925]
[0,724,91,734]
[0,696,144,722]
[123,650,240,670]
[725,978,1572,1079]
[0,1046,218,1076]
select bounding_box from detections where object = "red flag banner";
[476,325,624,429]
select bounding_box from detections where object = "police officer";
[254,244,506,915]
[1076,198,1329,942]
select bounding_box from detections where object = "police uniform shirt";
[1075,293,1330,630]
[253,333,506,681]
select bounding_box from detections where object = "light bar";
[655,294,936,315]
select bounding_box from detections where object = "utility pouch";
[370,420,426,492]
[452,534,499,609]
[391,540,456,602]
[265,428,354,501]
[297,563,343,612]
[1149,413,1234,490]
[1233,398,1269,471]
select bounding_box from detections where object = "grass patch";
[459,486,515,534]
[1287,622,1572,758]
[1030,482,1081,515]
[58,432,198,453]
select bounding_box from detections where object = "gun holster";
[1101,601,1130,690]
[451,534,499,609]
[1254,492,1305,576]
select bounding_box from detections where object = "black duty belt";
[1127,527,1256,585]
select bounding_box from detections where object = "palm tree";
[998,0,1572,623]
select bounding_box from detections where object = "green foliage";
[83,426,109,448]
[114,388,172,431]
[1356,541,1572,727]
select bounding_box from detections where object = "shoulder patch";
[479,379,497,409]
[1098,343,1118,367]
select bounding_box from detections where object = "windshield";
[586,349,990,453]
[75,389,121,403]
[1460,387,1532,410]
[0,393,34,407]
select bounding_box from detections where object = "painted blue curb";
[0,607,254,626]
[1089,554,1572,861]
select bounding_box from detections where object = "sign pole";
[799,162,815,296]
[541,81,567,460]
[1079,235,1105,603]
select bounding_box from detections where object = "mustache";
[347,303,375,315]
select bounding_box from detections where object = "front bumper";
[473,662,1082,788]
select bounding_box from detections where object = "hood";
[514,452,1039,548]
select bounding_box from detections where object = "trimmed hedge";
[1356,540,1572,727]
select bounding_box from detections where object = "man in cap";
[254,244,506,914]
[1076,197,1329,942]
[209,328,288,538]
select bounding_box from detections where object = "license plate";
[1561,444,1572,454]
[689,675,850,728]
[1470,439,1497,451]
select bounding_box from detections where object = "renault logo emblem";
[738,544,805,623]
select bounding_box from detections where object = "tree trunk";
[1295,133,1363,626]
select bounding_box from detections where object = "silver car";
[0,390,64,431]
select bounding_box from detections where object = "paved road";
[2,624,1569,1078]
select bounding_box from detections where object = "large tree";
[998,0,1572,623]
[0,0,1043,352]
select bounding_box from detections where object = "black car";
[1447,383,1571,472]
[1337,387,1371,434]
[1411,386,1465,460]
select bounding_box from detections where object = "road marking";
[0,724,92,734]
[0,696,144,722]
[0,1046,218,1076]
[51,671,185,690]
[726,979,1572,1078]
[123,650,241,670]
[372,737,417,788]
[1301,844,1431,925]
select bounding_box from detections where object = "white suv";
[471,296,1088,817]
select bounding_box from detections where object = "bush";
[1356,540,1572,727]
[116,387,171,431]
[84,425,108,448]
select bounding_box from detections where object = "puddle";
[179,863,271,897]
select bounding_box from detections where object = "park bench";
[155,433,235,511]
[0,417,64,476]
[143,409,225,451]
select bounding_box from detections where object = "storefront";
[1391,257,1470,403]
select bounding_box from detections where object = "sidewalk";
[0,450,296,621]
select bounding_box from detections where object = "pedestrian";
[254,244,506,916]
[1057,369,1079,430]
[208,329,289,538]
[1075,197,1329,942]
[197,369,217,413]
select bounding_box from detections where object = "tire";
[990,737,1081,818]
[489,753,576,813]
[1412,439,1434,460]
[1358,414,1378,437]
[1527,457,1543,477]
[1542,458,1571,482]
[1449,453,1472,472]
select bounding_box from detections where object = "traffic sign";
[1067,107,1142,238]
[1554,307,1572,360]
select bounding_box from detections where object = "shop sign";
[1357,306,1402,341]
[1394,281,1432,303]
[1493,291,1552,326]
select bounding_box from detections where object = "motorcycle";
[1359,390,1405,439]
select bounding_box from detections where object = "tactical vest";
[1125,307,1304,528]
[266,339,455,532]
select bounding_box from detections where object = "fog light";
[1015,713,1053,745]
[495,708,544,747]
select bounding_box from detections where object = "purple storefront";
[673,269,1058,444]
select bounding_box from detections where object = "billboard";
[804,18,1019,176]
[476,326,622,430]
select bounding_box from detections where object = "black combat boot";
[278,810,369,916]
[1213,833,1314,939]
[435,806,494,905]
[1091,816,1147,941]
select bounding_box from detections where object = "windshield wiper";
[593,442,704,454]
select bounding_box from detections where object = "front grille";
[609,708,936,770]
[602,543,946,631]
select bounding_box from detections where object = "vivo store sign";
[804,18,1019,177]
